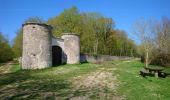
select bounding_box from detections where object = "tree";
[155,17,170,54]
[12,29,23,57]
[152,17,170,66]
[47,6,137,56]
[134,19,156,68]
[80,13,114,54]
[0,32,14,62]
[94,17,114,54]
[48,6,82,36]
[48,8,115,55]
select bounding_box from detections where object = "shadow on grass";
[52,63,67,67]
[0,70,72,99]
[0,70,28,86]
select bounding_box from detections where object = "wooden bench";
[140,69,153,77]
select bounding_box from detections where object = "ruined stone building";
[22,23,80,69]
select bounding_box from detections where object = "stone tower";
[61,33,80,64]
[22,23,52,69]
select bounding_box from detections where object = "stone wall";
[22,23,52,69]
[80,54,134,63]
[22,22,133,69]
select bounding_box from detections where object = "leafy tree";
[12,29,23,57]
[80,12,114,54]
[47,7,137,56]
[0,32,14,62]
[48,6,82,36]
[93,17,114,54]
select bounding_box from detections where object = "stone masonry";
[22,23,80,69]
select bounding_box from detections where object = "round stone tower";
[61,33,80,64]
[22,23,52,69]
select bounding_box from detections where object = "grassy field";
[113,60,170,100]
[0,60,170,100]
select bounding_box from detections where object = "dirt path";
[0,62,13,74]
[0,61,126,100]
[70,66,124,100]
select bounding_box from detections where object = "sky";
[0,0,170,44]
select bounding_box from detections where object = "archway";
[52,46,62,66]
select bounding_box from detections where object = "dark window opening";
[31,54,36,57]
[52,46,62,66]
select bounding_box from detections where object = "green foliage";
[48,6,82,36]
[108,30,138,56]
[11,7,138,58]
[12,29,23,57]
[48,7,138,56]
[0,33,14,63]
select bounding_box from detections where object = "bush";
[0,42,14,63]
[0,33,14,63]
[151,53,170,67]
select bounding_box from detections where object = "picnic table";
[145,67,164,78]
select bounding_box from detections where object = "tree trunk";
[131,49,133,57]
[94,39,98,54]
[145,50,149,68]
[120,48,122,56]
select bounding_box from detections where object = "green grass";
[114,60,170,100]
[0,63,104,99]
[10,64,21,72]
[0,60,170,99]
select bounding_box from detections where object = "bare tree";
[155,17,170,54]
[134,18,156,68]
[153,17,170,66]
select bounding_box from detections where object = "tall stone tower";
[22,23,52,69]
[61,33,80,64]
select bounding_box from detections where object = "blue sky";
[0,0,170,44]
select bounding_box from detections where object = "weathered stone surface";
[22,23,80,69]
[80,54,135,63]
[61,33,80,64]
[22,23,52,69]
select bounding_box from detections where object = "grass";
[0,60,170,99]
[114,60,170,100]
[10,64,21,72]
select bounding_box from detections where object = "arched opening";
[52,46,62,66]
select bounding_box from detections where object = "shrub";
[151,53,170,67]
